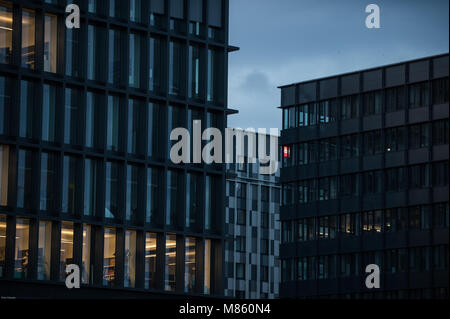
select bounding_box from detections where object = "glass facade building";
[0,0,233,298]
[279,54,449,299]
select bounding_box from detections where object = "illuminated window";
[60,222,74,281]
[37,221,52,280]
[21,9,35,69]
[103,227,116,286]
[14,218,30,279]
[0,214,6,277]
[185,237,196,293]
[204,239,211,294]
[165,234,176,291]
[44,14,57,73]
[124,230,136,288]
[145,233,157,289]
[0,1,13,64]
[82,224,91,284]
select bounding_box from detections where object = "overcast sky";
[227,0,449,132]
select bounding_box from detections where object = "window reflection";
[40,152,57,212]
[60,222,74,281]
[0,1,12,64]
[44,14,57,73]
[145,233,157,289]
[124,230,136,288]
[21,9,35,69]
[166,170,181,226]
[64,87,83,145]
[107,95,120,152]
[0,145,9,206]
[84,158,98,216]
[20,80,36,139]
[0,76,12,135]
[126,165,139,223]
[185,237,196,293]
[146,167,161,224]
[129,33,142,88]
[14,218,29,279]
[38,221,52,280]
[105,161,120,220]
[17,149,33,209]
[165,234,176,291]
[42,84,57,142]
[103,227,116,286]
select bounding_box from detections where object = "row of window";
[0,4,225,103]
[228,181,281,204]
[282,78,449,129]
[282,161,449,205]
[0,215,216,294]
[281,203,449,243]
[66,0,224,40]
[0,77,223,160]
[282,120,449,167]
[0,145,220,231]
[281,245,449,282]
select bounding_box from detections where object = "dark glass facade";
[0,0,232,298]
[279,54,449,299]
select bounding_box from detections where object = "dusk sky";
[227,0,449,132]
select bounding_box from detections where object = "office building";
[0,0,235,298]
[279,54,449,299]
[225,141,281,299]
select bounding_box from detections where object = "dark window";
[0,76,12,135]
[385,167,407,192]
[409,82,430,108]
[432,78,449,104]
[236,236,246,252]
[409,164,430,189]
[341,95,359,120]
[62,155,81,215]
[108,28,125,85]
[105,161,121,220]
[236,263,245,279]
[17,149,34,209]
[340,174,358,197]
[149,36,166,95]
[385,86,405,112]
[432,161,449,187]
[340,134,359,159]
[385,126,406,152]
[432,120,449,146]
[363,91,382,116]
[409,123,431,149]
[237,209,246,226]
[433,203,449,228]
[64,87,83,146]
[319,99,338,123]
[363,130,383,155]
[362,170,383,194]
